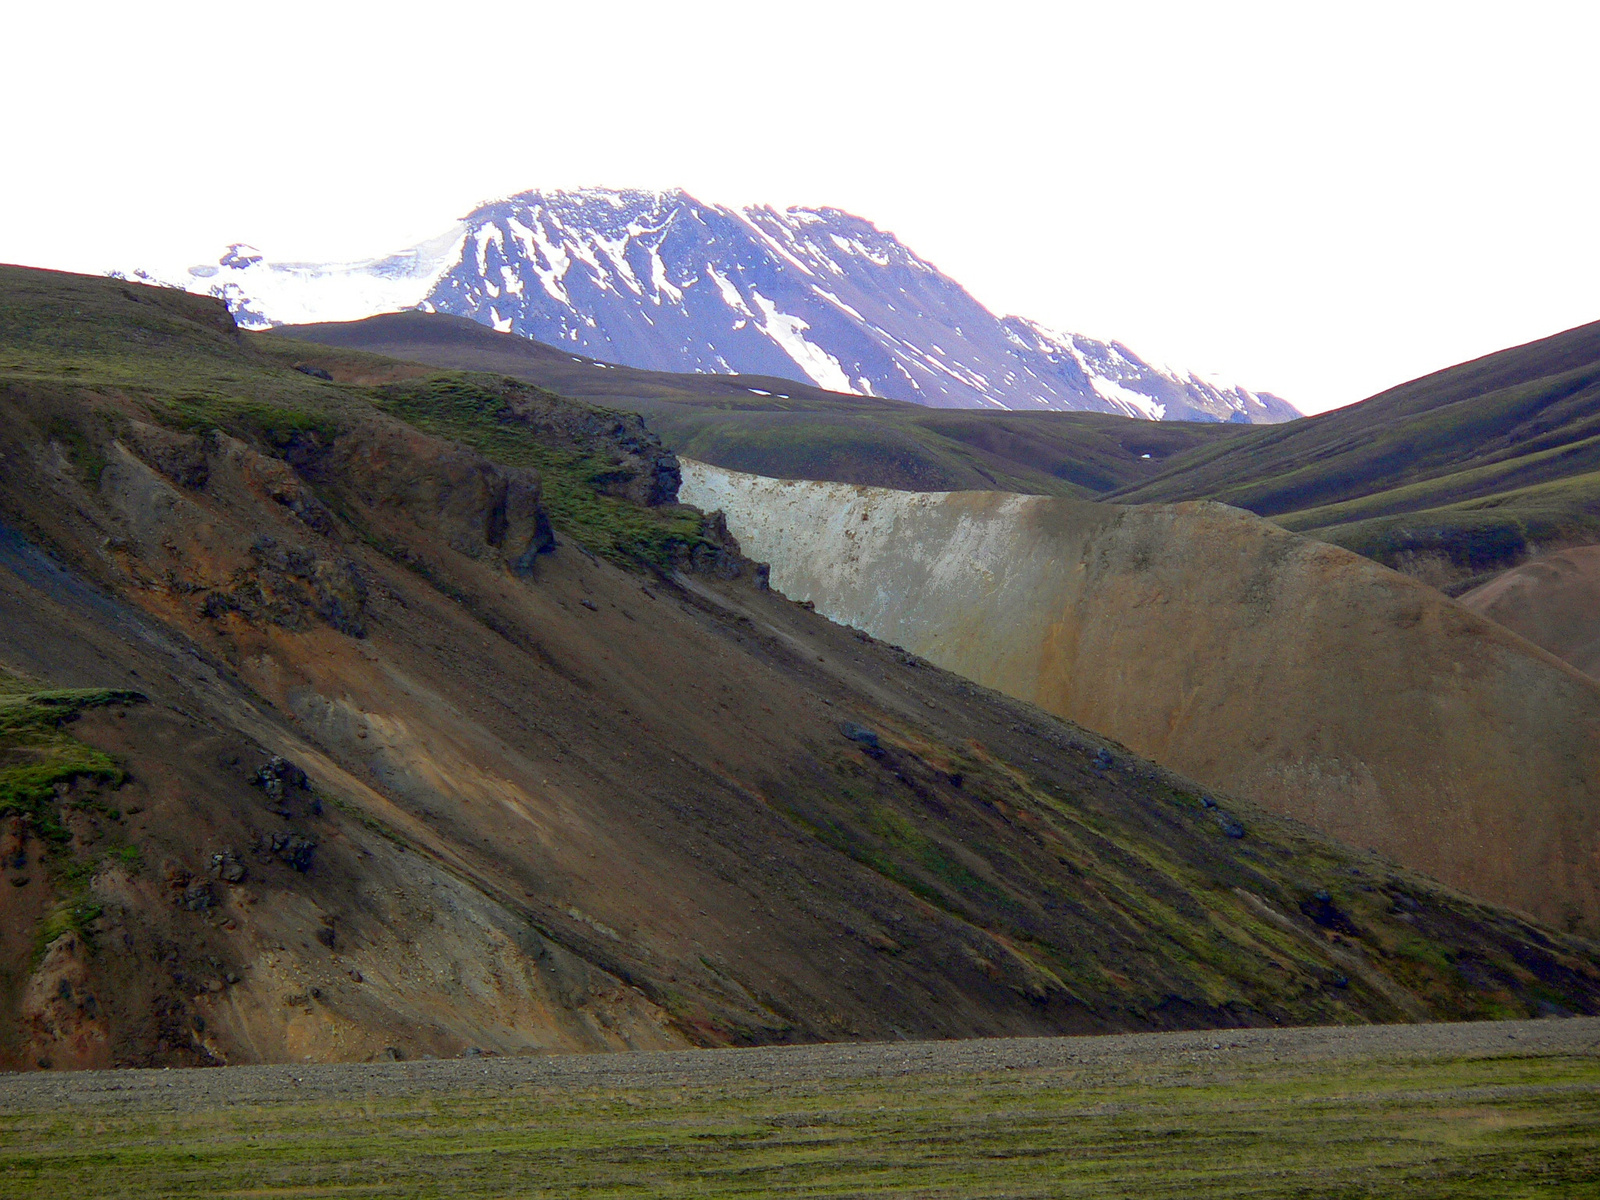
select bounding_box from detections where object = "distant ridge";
[1112,315,1600,587]
[124,187,1298,424]
[271,309,1250,498]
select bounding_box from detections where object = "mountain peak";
[125,186,1298,422]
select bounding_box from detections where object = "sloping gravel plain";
[2,1020,1598,1198]
[2,1017,1595,1109]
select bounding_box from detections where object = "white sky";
[3,0,1596,414]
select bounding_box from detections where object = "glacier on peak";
[122,224,469,330]
[121,187,1297,423]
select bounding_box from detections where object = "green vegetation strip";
[0,675,140,839]
[0,671,145,962]
[0,1053,1595,1197]
[367,376,712,564]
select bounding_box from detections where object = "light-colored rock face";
[681,460,1600,933]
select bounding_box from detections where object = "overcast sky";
[4,1,1596,414]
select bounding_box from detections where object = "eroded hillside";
[680,461,1600,936]
[0,266,1595,1071]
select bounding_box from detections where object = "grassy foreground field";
[0,1021,1596,1198]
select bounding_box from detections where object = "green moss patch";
[0,680,141,840]
[369,375,714,565]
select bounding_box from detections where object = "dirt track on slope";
[2,1018,1595,1112]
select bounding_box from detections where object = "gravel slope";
[2,1018,1595,1110]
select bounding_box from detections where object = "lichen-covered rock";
[208,849,246,884]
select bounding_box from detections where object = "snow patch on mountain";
[122,224,468,330]
[124,188,1298,423]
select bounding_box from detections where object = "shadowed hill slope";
[270,312,1245,498]
[2,265,1596,1069]
[681,461,1600,936]
[1112,319,1600,588]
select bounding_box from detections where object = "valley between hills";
[0,262,1598,1092]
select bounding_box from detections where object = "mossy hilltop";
[0,266,719,567]
[1110,318,1600,588]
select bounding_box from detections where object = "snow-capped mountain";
[123,188,1298,423]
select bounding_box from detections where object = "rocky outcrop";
[680,460,1600,934]
[493,386,682,508]
[284,423,554,574]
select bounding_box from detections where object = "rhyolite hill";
[680,460,1600,935]
[0,264,1594,1071]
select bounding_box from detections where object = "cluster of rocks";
[671,509,767,584]
[208,849,246,883]
[164,865,215,911]
[261,830,317,872]
[253,754,321,818]
[200,538,367,637]
[241,755,319,870]
[255,754,307,800]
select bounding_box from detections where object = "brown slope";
[1,269,1598,1073]
[1457,545,1600,679]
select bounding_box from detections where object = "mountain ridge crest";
[122,187,1299,424]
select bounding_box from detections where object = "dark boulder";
[1300,890,1360,935]
[839,722,881,749]
[254,755,309,802]
[1212,811,1246,839]
[268,831,317,872]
